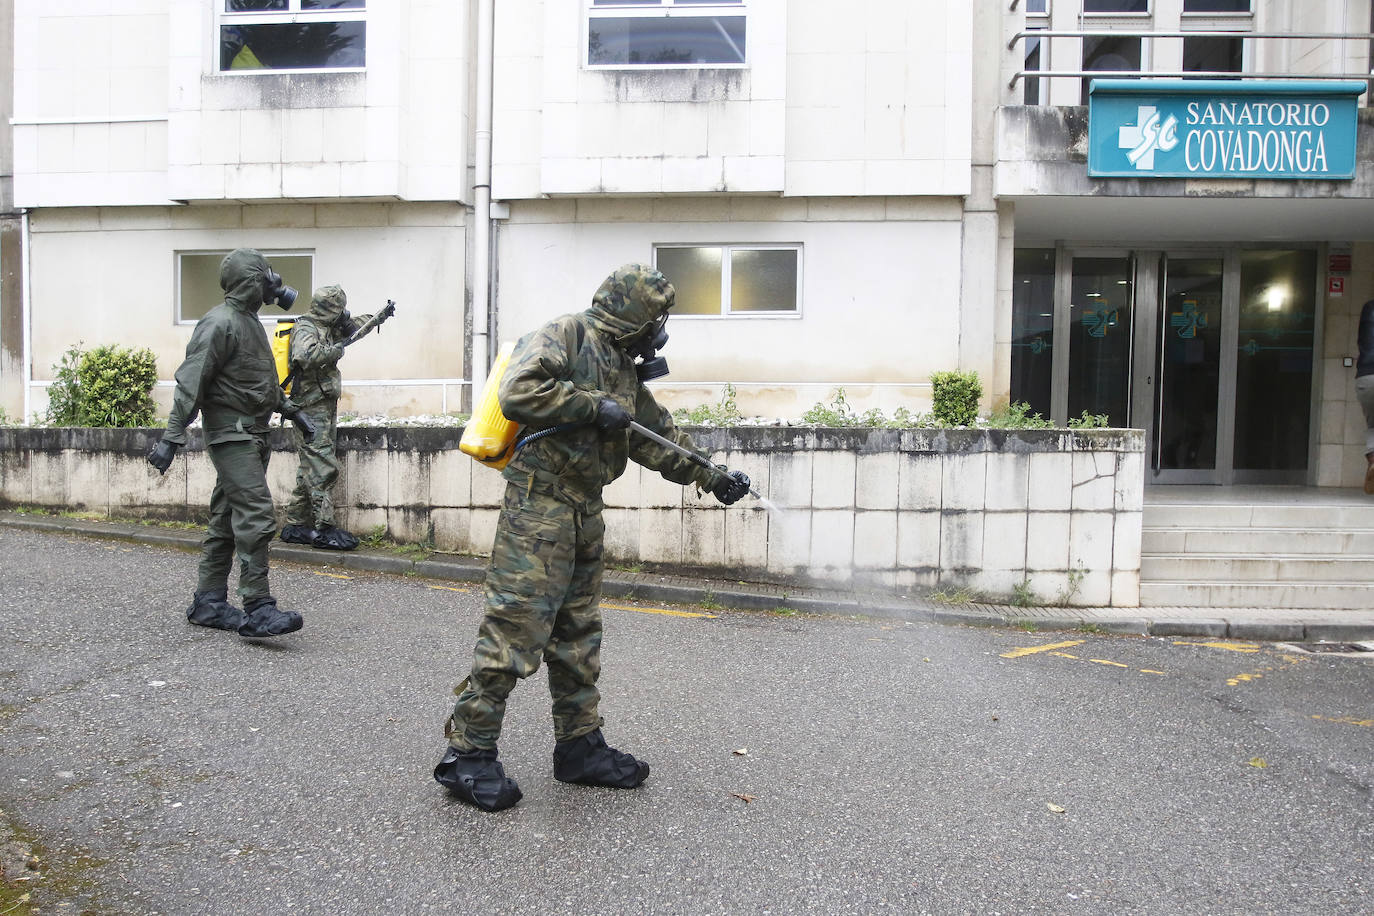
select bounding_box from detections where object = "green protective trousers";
[284,402,339,528]
[447,479,607,751]
[197,435,276,603]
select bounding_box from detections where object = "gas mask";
[262,268,299,311]
[336,309,360,337]
[626,313,670,382]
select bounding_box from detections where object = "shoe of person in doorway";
[312,524,359,551]
[1364,457,1374,495]
[186,588,244,631]
[433,746,523,812]
[237,596,303,638]
[279,524,317,546]
[553,728,649,788]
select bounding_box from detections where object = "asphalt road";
[1,526,1372,915]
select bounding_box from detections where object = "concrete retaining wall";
[0,425,1145,607]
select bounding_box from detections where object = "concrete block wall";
[0,425,1145,608]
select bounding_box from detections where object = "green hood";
[219,248,269,314]
[308,284,348,324]
[585,263,675,347]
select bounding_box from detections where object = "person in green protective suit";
[433,263,752,812]
[147,248,317,639]
[279,285,371,551]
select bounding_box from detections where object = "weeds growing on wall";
[986,401,1053,429]
[672,383,744,426]
[45,343,159,428]
[799,388,927,429]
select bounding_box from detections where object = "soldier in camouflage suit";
[146,248,315,639]
[279,285,371,551]
[434,263,752,812]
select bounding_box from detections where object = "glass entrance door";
[1152,254,1226,483]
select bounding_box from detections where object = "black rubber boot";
[433,746,523,812]
[553,729,649,789]
[279,524,317,546]
[186,589,244,631]
[237,596,303,638]
[312,525,359,551]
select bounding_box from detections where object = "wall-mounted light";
[1266,285,1287,312]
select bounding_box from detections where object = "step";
[1143,502,1374,530]
[1139,580,1374,611]
[1141,527,1374,556]
[1140,554,1374,583]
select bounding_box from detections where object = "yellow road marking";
[1001,640,1085,659]
[1174,640,1260,653]
[1091,659,1129,668]
[428,585,472,593]
[1227,672,1264,686]
[1311,714,1374,727]
[1140,669,1166,675]
[602,602,718,619]
[1051,652,1079,659]
[313,571,352,580]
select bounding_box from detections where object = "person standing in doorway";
[1357,298,1374,494]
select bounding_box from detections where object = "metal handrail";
[1009,29,1374,50]
[1009,69,1374,88]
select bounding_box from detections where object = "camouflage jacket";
[288,285,368,409]
[164,249,289,446]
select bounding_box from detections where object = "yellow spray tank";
[460,341,519,470]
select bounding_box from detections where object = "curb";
[4,511,1374,642]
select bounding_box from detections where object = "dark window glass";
[1082,35,1141,101]
[1233,250,1316,471]
[1011,249,1055,421]
[302,0,365,8]
[1183,0,1249,11]
[1068,257,1133,428]
[1183,36,1242,75]
[1083,0,1148,11]
[589,16,746,65]
[730,249,798,313]
[657,248,723,315]
[221,21,365,70]
[227,0,286,10]
[1156,258,1223,471]
[1023,34,1043,104]
[1026,0,1049,12]
[593,1,661,5]
[179,253,312,322]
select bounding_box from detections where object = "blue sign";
[1088,79,1366,179]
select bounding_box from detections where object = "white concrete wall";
[25,203,468,420]
[492,196,965,419]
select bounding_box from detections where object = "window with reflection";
[177,251,313,323]
[1011,249,1055,420]
[589,1,746,67]
[220,0,365,72]
[655,245,800,316]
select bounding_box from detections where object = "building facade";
[1,0,1371,489]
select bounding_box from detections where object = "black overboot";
[433,746,523,812]
[237,596,304,638]
[279,524,317,546]
[186,589,244,631]
[553,729,649,789]
[312,524,359,551]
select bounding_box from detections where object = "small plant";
[1067,410,1110,429]
[1055,564,1087,607]
[673,383,743,426]
[930,586,980,605]
[801,387,858,426]
[987,400,1053,429]
[44,342,158,428]
[45,343,85,426]
[360,525,389,549]
[1077,622,1105,635]
[700,589,723,611]
[769,606,798,617]
[1011,580,1040,607]
[0,406,14,427]
[929,370,982,427]
[1011,618,1040,633]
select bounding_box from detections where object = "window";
[177,251,313,323]
[1025,0,1049,12]
[1183,0,1249,11]
[1082,34,1141,101]
[220,1,365,73]
[654,245,800,316]
[1183,36,1243,75]
[1083,0,1148,12]
[588,1,746,68]
[1011,249,1055,420]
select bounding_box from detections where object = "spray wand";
[627,420,763,501]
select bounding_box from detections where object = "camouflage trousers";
[197,435,276,603]
[446,479,607,751]
[284,402,339,528]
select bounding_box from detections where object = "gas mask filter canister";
[262,268,299,311]
[627,315,670,382]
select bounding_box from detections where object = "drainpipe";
[470,0,494,409]
[21,209,31,423]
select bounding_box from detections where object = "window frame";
[217,1,367,76]
[586,0,748,71]
[1181,0,1251,15]
[653,243,803,319]
[175,249,315,325]
[1081,0,1151,16]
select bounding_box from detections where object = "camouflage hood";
[308,284,348,325]
[584,263,675,348]
[219,248,269,315]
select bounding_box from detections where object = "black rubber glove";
[147,439,179,475]
[595,397,631,432]
[711,467,751,506]
[283,406,318,442]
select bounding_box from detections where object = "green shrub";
[929,370,981,427]
[1067,410,1110,429]
[672,382,743,426]
[45,343,159,427]
[986,400,1052,429]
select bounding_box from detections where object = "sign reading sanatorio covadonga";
[1087,79,1365,180]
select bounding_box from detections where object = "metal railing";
[1008,29,1374,90]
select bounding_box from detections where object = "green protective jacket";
[288,286,369,410]
[164,249,289,447]
[498,263,726,510]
